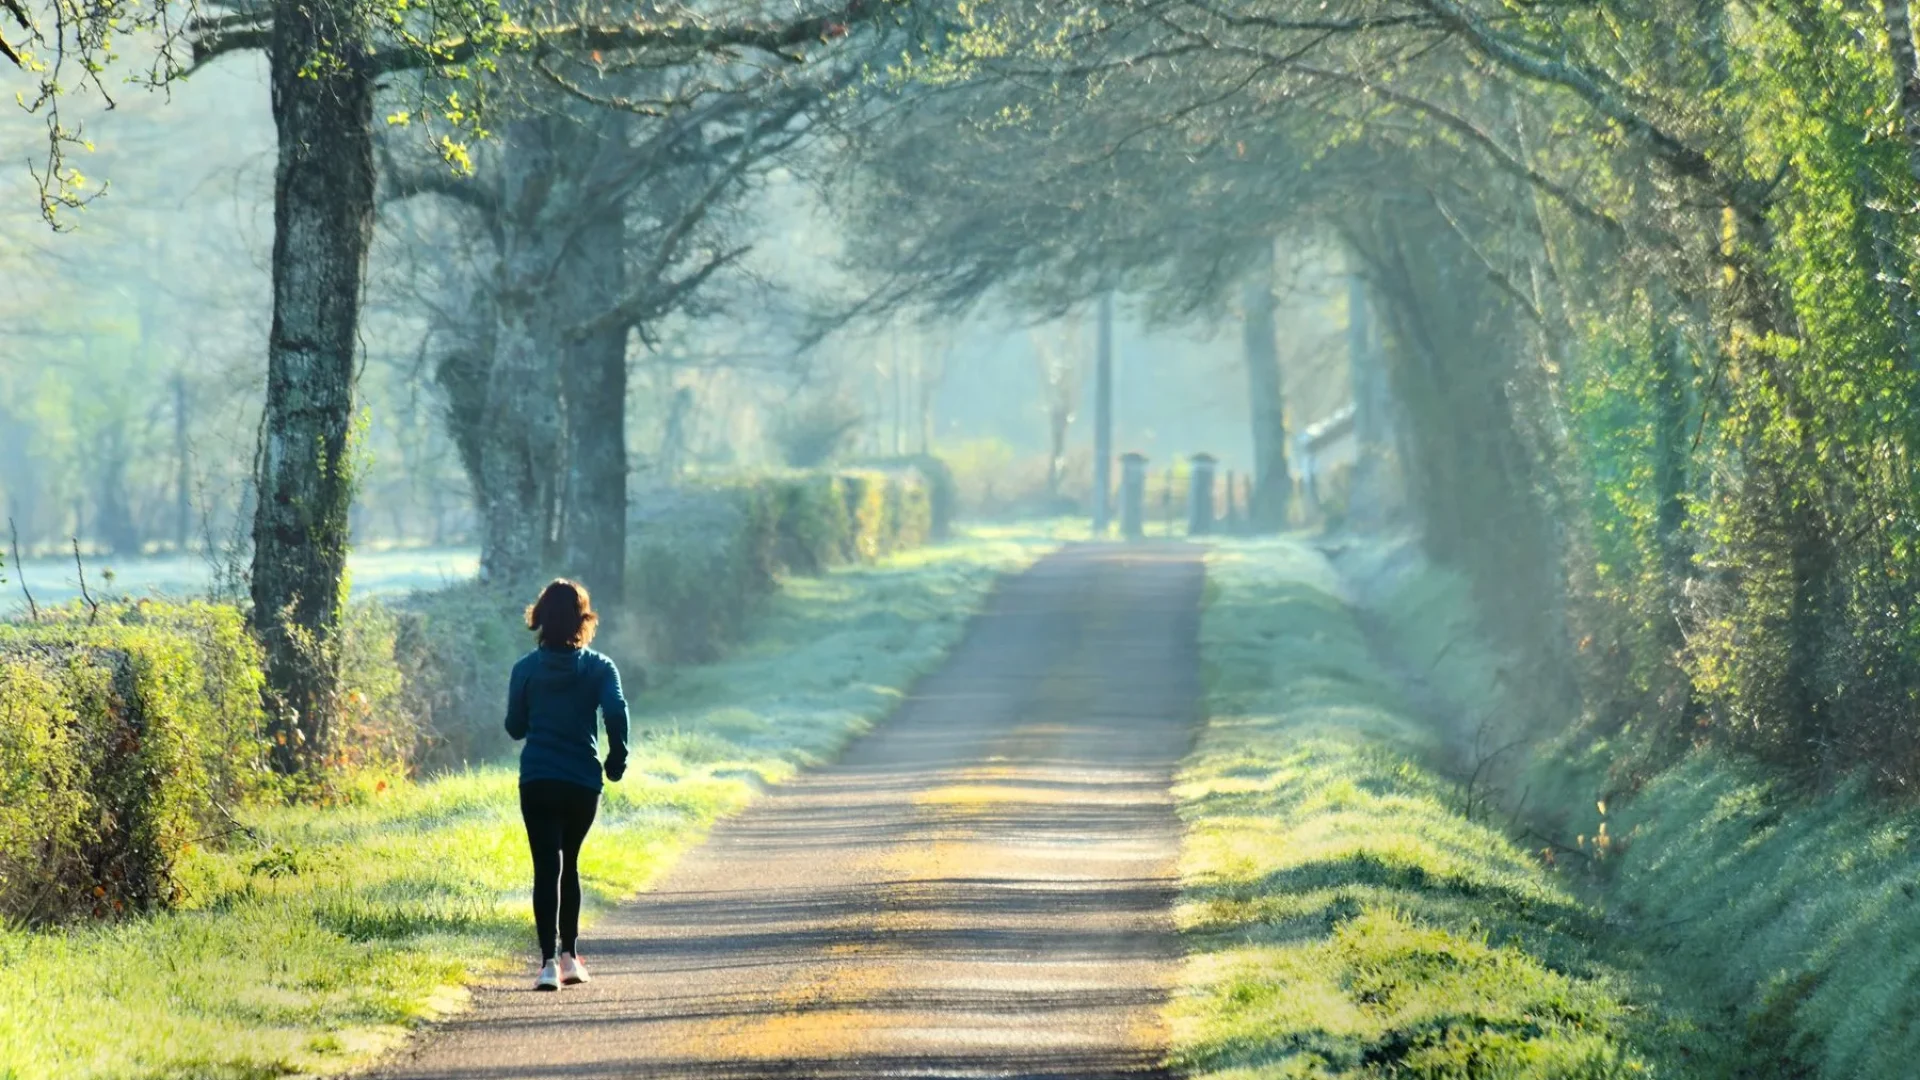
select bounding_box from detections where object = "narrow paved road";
[371,544,1204,1080]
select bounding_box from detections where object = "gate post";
[1120,453,1148,540]
[1188,453,1218,536]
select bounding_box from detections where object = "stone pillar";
[1119,452,1148,540]
[1188,453,1218,535]
[1162,466,1176,536]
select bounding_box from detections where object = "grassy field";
[5,546,482,613]
[1171,539,1710,1079]
[0,525,1059,1080]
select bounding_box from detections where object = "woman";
[505,579,630,991]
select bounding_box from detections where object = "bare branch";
[187,0,879,73]
[8,519,34,621]
[71,538,100,626]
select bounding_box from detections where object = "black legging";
[519,779,600,961]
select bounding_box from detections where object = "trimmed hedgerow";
[856,454,955,541]
[0,602,270,923]
[631,465,935,664]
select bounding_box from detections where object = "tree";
[385,55,850,596]
[188,0,885,768]
[1240,239,1290,532]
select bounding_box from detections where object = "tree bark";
[1092,291,1114,534]
[173,371,191,553]
[1242,241,1291,533]
[251,0,375,772]
[478,112,571,588]
[559,187,630,604]
[94,423,139,555]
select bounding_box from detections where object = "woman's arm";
[504,662,531,740]
[599,657,630,781]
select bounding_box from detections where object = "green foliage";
[857,454,957,540]
[1367,534,1920,1079]
[0,601,269,923]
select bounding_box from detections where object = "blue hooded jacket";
[504,646,630,791]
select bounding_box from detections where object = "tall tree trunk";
[560,190,630,604]
[252,0,375,772]
[1348,272,1389,451]
[1345,269,1396,527]
[95,423,139,555]
[918,362,936,453]
[1242,241,1291,533]
[173,371,191,553]
[1047,405,1069,499]
[478,113,570,587]
[1092,292,1114,534]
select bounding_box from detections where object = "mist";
[6,0,1920,1074]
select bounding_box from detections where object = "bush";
[390,585,531,772]
[856,454,956,540]
[0,602,269,923]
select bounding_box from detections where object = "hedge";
[854,454,955,542]
[0,602,269,923]
[627,466,935,664]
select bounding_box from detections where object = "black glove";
[604,755,627,783]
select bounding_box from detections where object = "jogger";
[505,578,631,988]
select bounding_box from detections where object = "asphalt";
[366,542,1206,1080]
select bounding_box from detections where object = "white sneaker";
[534,958,560,991]
[559,952,591,985]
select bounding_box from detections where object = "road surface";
[369,543,1204,1080]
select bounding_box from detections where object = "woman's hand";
[604,754,627,783]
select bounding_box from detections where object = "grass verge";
[1345,534,1920,1079]
[0,524,1059,1080]
[1172,539,1684,1079]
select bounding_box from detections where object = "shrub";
[857,454,956,540]
[772,471,853,575]
[390,584,531,772]
[0,602,269,923]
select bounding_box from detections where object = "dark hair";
[526,579,598,649]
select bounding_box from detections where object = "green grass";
[1347,533,1920,1078]
[1173,539,1681,1080]
[0,525,1058,1080]
[1522,736,1920,1080]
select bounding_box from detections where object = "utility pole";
[1093,291,1115,536]
[891,322,904,456]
